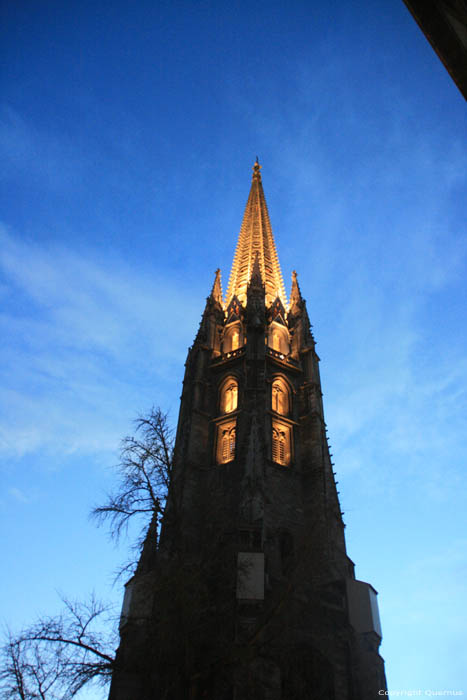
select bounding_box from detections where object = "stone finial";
[210,268,223,306]
[252,158,262,182]
[290,270,302,306]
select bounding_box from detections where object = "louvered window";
[217,421,236,464]
[272,422,291,466]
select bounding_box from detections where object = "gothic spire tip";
[252,158,262,182]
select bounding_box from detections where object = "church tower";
[109,162,387,699]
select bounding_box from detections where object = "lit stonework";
[225,160,287,309]
[220,377,238,414]
[271,377,290,415]
[271,420,292,466]
[216,420,236,464]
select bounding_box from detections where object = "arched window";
[272,379,289,416]
[220,378,238,414]
[268,323,290,355]
[223,324,242,354]
[272,422,291,466]
[217,421,236,464]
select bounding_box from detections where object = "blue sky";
[1,1,466,697]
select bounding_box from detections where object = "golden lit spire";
[225,159,287,308]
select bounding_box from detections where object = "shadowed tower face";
[109,161,387,700]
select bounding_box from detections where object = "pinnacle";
[210,268,223,305]
[249,251,263,287]
[252,158,262,182]
[290,270,303,307]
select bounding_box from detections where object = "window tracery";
[223,323,242,353]
[220,379,238,414]
[272,421,291,466]
[272,379,289,415]
[268,323,290,355]
[217,421,236,464]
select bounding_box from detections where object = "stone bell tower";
[109,161,387,699]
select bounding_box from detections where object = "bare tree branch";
[0,595,116,700]
[91,407,174,553]
[1,408,176,697]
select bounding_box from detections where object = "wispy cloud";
[322,276,467,502]
[0,106,89,191]
[249,72,467,504]
[8,486,31,503]
[0,224,201,459]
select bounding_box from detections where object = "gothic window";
[223,323,242,354]
[268,323,290,355]
[220,378,238,414]
[271,378,289,415]
[272,421,291,466]
[217,421,236,464]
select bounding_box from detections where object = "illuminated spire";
[225,160,287,308]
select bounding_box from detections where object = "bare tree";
[91,407,174,553]
[1,408,175,698]
[0,596,115,700]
